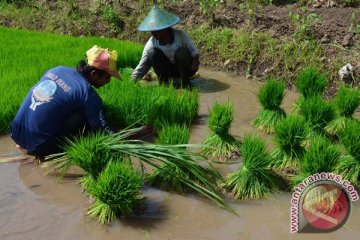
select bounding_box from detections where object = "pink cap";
[86,45,121,80]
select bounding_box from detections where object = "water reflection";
[191,77,230,93]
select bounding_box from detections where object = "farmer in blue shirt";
[131,5,200,87]
[10,45,121,158]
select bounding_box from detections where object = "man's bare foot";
[16,144,28,154]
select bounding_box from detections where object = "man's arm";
[181,30,199,58]
[83,93,115,134]
[131,40,153,81]
[191,55,200,71]
[180,30,200,71]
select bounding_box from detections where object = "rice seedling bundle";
[299,96,335,137]
[156,124,190,145]
[147,124,193,192]
[146,159,220,194]
[45,128,231,211]
[224,135,279,199]
[142,87,199,129]
[0,27,143,133]
[101,78,145,126]
[292,136,342,187]
[87,161,143,224]
[201,102,241,160]
[293,67,327,110]
[252,79,286,133]
[271,115,307,170]
[335,119,360,186]
[208,101,233,135]
[46,132,126,190]
[325,86,360,135]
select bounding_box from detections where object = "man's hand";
[125,125,155,140]
[142,69,158,82]
[142,72,152,81]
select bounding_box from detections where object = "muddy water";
[1,69,359,240]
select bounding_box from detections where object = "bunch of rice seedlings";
[326,86,360,135]
[271,115,307,170]
[252,79,286,133]
[45,127,231,212]
[294,67,327,110]
[156,124,190,145]
[201,102,241,161]
[101,80,141,125]
[299,96,335,137]
[45,131,125,190]
[87,161,143,224]
[223,135,279,200]
[292,136,342,187]
[149,88,199,128]
[147,124,193,193]
[335,119,360,186]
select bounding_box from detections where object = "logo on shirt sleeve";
[29,80,57,111]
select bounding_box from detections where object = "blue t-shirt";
[10,66,113,153]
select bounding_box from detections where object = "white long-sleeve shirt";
[131,29,199,80]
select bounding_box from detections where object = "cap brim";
[108,70,122,80]
[138,19,179,32]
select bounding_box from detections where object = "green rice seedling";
[223,135,279,200]
[53,132,122,177]
[295,67,327,98]
[326,86,360,135]
[209,102,233,135]
[271,115,307,170]
[292,136,342,187]
[156,124,190,146]
[45,127,231,212]
[146,163,190,193]
[252,79,286,133]
[299,96,335,137]
[149,88,199,128]
[201,102,241,161]
[87,161,143,224]
[146,159,219,194]
[79,175,94,191]
[293,67,327,110]
[45,131,125,190]
[335,119,360,186]
[148,124,192,192]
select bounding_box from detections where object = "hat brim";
[138,18,180,32]
[137,5,180,32]
[108,70,122,80]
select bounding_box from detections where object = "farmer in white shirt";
[131,5,200,87]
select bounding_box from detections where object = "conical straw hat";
[138,5,180,32]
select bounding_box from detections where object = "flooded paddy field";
[1,69,359,240]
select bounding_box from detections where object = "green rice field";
[0,27,142,132]
[0,27,198,132]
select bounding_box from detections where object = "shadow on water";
[191,77,230,93]
[121,200,167,229]
[192,113,208,125]
[119,186,168,230]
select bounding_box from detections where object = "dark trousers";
[29,111,88,157]
[148,47,196,87]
